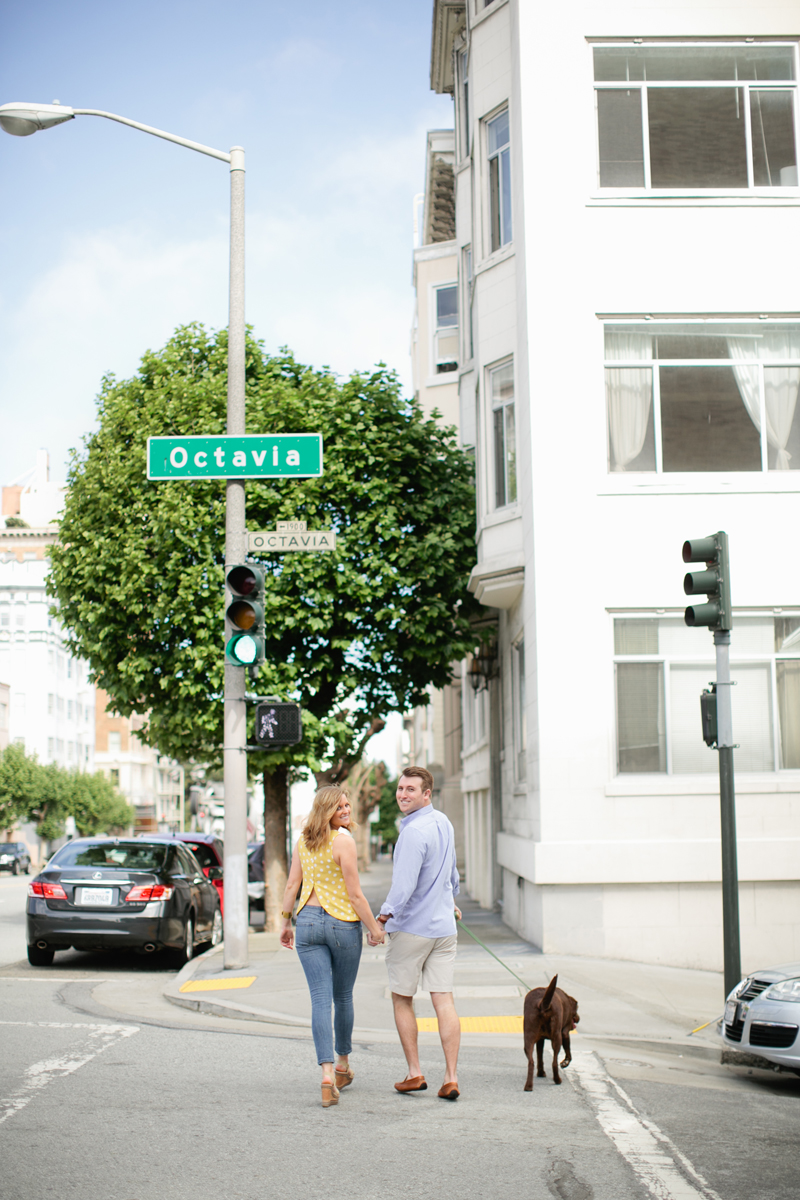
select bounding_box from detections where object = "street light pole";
[0,100,250,968]
[223,145,250,969]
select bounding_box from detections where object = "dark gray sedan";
[26,837,222,967]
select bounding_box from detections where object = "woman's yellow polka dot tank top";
[297,829,359,921]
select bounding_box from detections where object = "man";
[371,766,462,1100]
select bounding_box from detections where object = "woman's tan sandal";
[321,1080,340,1108]
[335,1065,354,1089]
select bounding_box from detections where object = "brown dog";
[523,974,579,1089]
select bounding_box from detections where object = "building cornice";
[430,0,466,94]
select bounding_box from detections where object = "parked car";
[721,962,800,1073]
[145,833,225,915]
[0,842,31,875]
[248,842,265,915]
[26,837,222,967]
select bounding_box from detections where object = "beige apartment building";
[95,689,184,834]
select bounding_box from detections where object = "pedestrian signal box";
[700,686,718,748]
[254,702,303,747]
[225,564,265,666]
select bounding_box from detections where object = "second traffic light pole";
[714,628,741,999]
[223,146,250,970]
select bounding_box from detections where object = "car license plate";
[724,1000,737,1024]
[78,887,114,906]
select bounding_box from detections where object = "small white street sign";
[248,528,336,553]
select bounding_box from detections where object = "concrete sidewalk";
[164,859,727,1056]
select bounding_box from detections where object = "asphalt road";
[1,877,798,1200]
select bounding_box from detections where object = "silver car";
[721,962,800,1073]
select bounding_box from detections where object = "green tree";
[373,772,401,850]
[49,323,480,766]
[0,743,40,834]
[48,323,481,921]
[0,744,133,841]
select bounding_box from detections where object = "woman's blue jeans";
[295,906,363,1065]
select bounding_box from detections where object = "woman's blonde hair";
[301,786,358,852]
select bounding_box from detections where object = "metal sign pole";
[714,629,741,999]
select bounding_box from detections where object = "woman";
[280,786,385,1108]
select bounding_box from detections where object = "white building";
[430,0,800,969]
[406,127,465,865]
[0,525,95,771]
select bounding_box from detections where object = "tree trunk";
[263,764,289,932]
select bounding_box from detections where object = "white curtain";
[605,333,652,471]
[727,332,800,469]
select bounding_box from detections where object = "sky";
[0,0,453,488]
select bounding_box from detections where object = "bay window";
[490,359,516,507]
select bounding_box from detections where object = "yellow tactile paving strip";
[417,1015,524,1033]
[180,976,256,993]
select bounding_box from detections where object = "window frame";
[603,317,800,476]
[512,637,527,782]
[485,106,513,253]
[488,357,517,510]
[431,281,459,376]
[612,611,800,776]
[593,40,800,198]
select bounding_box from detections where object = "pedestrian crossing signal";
[254,702,302,747]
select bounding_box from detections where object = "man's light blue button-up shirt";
[380,804,460,938]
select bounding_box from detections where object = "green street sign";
[147,434,322,480]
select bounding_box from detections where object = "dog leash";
[456,917,533,992]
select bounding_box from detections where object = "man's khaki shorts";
[385,931,457,996]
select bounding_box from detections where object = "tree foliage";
[0,743,133,840]
[49,325,481,774]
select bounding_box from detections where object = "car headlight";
[763,978,800,1002]
[0,855,9,863]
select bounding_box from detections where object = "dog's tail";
[540,974,558,1012]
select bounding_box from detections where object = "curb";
[163,940,314,1028]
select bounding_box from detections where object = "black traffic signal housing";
[254,702,302,747]
[700,686,718,747]
[682,532,731,631]
[225,564,265,666]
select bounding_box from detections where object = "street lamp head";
[0,101,75,137]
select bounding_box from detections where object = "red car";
[145,833,225,915]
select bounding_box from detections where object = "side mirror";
[207,866,224,882]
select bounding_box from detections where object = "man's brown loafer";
[394,1075,427,1092]
[437,1083,459,1100]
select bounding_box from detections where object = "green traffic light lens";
[227,634,258,664]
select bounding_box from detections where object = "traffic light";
[225,564,265,666]
[254,702,302,747]
[682,532,731,631]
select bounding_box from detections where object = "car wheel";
[27,944,54,966]
[11,861,19,876]
[210,908,223,947]
[173,915,194,968]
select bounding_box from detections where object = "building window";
[594,43,798,190]
[108,731,121,756]
[462,247,473,361]
[458,49,469,159]
[513,639,527,781]
[614,614,800,774]
[47,737,54,756]
[487,109,512,250]
[47,694,54,715]
[490,360,516,507]
[110,768,120,786]
[434,284,459,373]
[605,321,800,473]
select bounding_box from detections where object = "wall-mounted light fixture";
[468,643,498,691]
